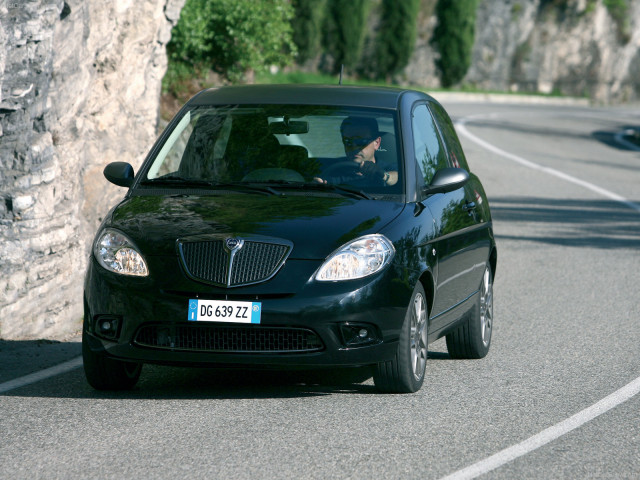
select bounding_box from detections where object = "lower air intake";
[134,324,324,353]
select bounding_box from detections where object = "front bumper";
[83,255,414,368]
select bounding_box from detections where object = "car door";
[427,101,491,323]
[410,102,482,332]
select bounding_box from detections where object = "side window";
[411,104,448,185]
[428,102,470,171]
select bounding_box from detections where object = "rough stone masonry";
[0,0,184,339]
[1,0,638,339]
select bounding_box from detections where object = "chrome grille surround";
[134,324,324,353]
[177,234,292,288]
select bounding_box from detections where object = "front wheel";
[374,283,428,393]
[82,329,142,390]
[446,264,493,359]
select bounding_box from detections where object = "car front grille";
[178,236,291,288]
[134,324,324,353]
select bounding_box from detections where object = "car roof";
[188,84,432,110]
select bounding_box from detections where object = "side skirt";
[427,290,479,344]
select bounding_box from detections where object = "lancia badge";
[225,237,243,251]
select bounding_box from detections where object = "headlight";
[94,228,149,276]
[315,234,395,281]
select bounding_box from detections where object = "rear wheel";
[82,329,142,390]
[374,283,428,393]
[446,264,493,359]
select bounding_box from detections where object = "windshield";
[144,105,402,195]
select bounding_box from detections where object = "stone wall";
[0,0,184,339]
[1,0,638,339]
[404,0,640,103]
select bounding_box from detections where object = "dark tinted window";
[145,105,401,194]
[428,102,470,171]
[411,104,448,185]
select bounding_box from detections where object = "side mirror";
[422,167,469,196]
[104,162,135,188]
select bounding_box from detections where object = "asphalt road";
[1,100,639,479]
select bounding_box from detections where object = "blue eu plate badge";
[188,299,261,324]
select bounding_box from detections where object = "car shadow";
[489,196,640,249]
[592,125,640,151]
[1,339,452,399]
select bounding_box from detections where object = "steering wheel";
[322,161,361,179]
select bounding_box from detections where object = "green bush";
[431,0,478,87]
[603,0,631,43]
[165,0,296,92]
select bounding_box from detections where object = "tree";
[371,0,421,80]
[322,0,370,74]
[291,0,328,65]
[166,0,296,88]
[431,0,478,87]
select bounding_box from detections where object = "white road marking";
[438,375,640,480]
[0,356,82,394]
[438,114,640,479]
[456,115,640,213]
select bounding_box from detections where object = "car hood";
[107,193,406,259]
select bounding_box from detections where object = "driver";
[315,116,398,186]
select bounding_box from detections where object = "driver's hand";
[360,161,384,181]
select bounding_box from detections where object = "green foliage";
[603,0,631,43]
[256,69,395,87]
[322,0,371,73]
[256,70,340,85]
[165,0,296,90]
[291,0,328,64]
[371,0,421,80]
[431,0,478,87]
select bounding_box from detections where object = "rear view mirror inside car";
[269,120,309,135]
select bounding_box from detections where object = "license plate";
[187,299,261,324]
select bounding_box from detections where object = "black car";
[83,85,497,393]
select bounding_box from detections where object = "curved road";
[1,100,639,479]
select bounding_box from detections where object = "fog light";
[340,323,380,347]
[94,315,121,340]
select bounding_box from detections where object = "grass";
[160,68,587,120]
[255,70,584,99]
[255,70,394,88]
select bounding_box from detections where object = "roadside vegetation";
[161,0,594,120]
[162,0,437,118]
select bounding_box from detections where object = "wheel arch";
[418,269,435,318]
[489,246,497,279]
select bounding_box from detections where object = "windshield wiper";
[325,184,372,200]
[141,175,215,188]
[140,177,280,195]
[210,181,282,196]
[262,181,372,200]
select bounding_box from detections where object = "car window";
[145,105,402,195]
[411,103,448,185]
[428,102,470,171]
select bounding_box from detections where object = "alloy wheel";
[480,266,493,347]
[410,292,428,381]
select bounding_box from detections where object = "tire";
[446,264,493,359]
[373,283,428,393]
[82,329,142,390]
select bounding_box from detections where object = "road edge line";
[0,356,83,394]
[438,375,640,480]
[456,115,640,213]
